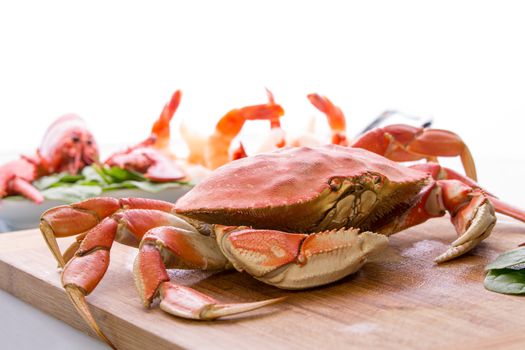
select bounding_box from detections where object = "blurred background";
[0,0,524,204]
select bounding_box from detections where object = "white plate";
[0,185,193,232]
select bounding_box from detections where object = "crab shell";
[175,145,428,234]
[173,145,432,289]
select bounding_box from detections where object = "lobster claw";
[0,159,44,203]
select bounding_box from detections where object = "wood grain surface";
[0,216,524,350]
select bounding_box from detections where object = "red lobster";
[0,114,99,203]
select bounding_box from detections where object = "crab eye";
[71,136,80,143]
[329,178,343,191]
[86,140,93,146]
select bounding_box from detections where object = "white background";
[1,1,524,204]
[0,1,524,348]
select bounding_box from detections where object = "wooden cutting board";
[1,216,525,350]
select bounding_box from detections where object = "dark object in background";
[358,110,433,136]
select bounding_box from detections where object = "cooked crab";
[40,145,525,349]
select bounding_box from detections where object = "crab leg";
[61,217,118,348]
[351,125,478,181]
[216,227,388,290]
[134,226,282,320]
[40,197,175,266]
[307,93,348,146]
[411,162,525,222]
[375,179,496,263]
[40,197,180,349]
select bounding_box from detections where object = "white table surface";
[0,289,106,349]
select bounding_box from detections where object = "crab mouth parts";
[360,200,414,232]
[316,179,424,234]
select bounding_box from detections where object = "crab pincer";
[351,123,478,181]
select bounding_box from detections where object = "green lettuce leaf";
[101,166,146,182]
[123,180,186,193]
[484,269,525,295]
[485,247,525,271]
[33,172,84,190]
[41,185,103,202]
[11,164,191,203]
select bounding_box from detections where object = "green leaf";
[33,172,85,190]
[32,173,65,190]
[22,163,191,202]
[91,164,114,184]
[484,269,525,295]
[59,174,85,183]
[102,166,146,182]
[77,180,104,186]
[102,182,138,190]
[41,185,103,202]
[81,165,107,184]
[485,247,525,271]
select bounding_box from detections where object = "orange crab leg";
[133,225,282,320]
[411,162,525,222]
[41,197,179,269]
[60,217,118,349]
[307,93,348,146]
[375,178,496,263]
[40,197,183,349]
[351,124,477,181]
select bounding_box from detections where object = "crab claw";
[434,181,496,263]
[352,125,477,181]
[133,229,284,321]
[159,283,284,320]
[65,285,117,349]
[217,227,388,290]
